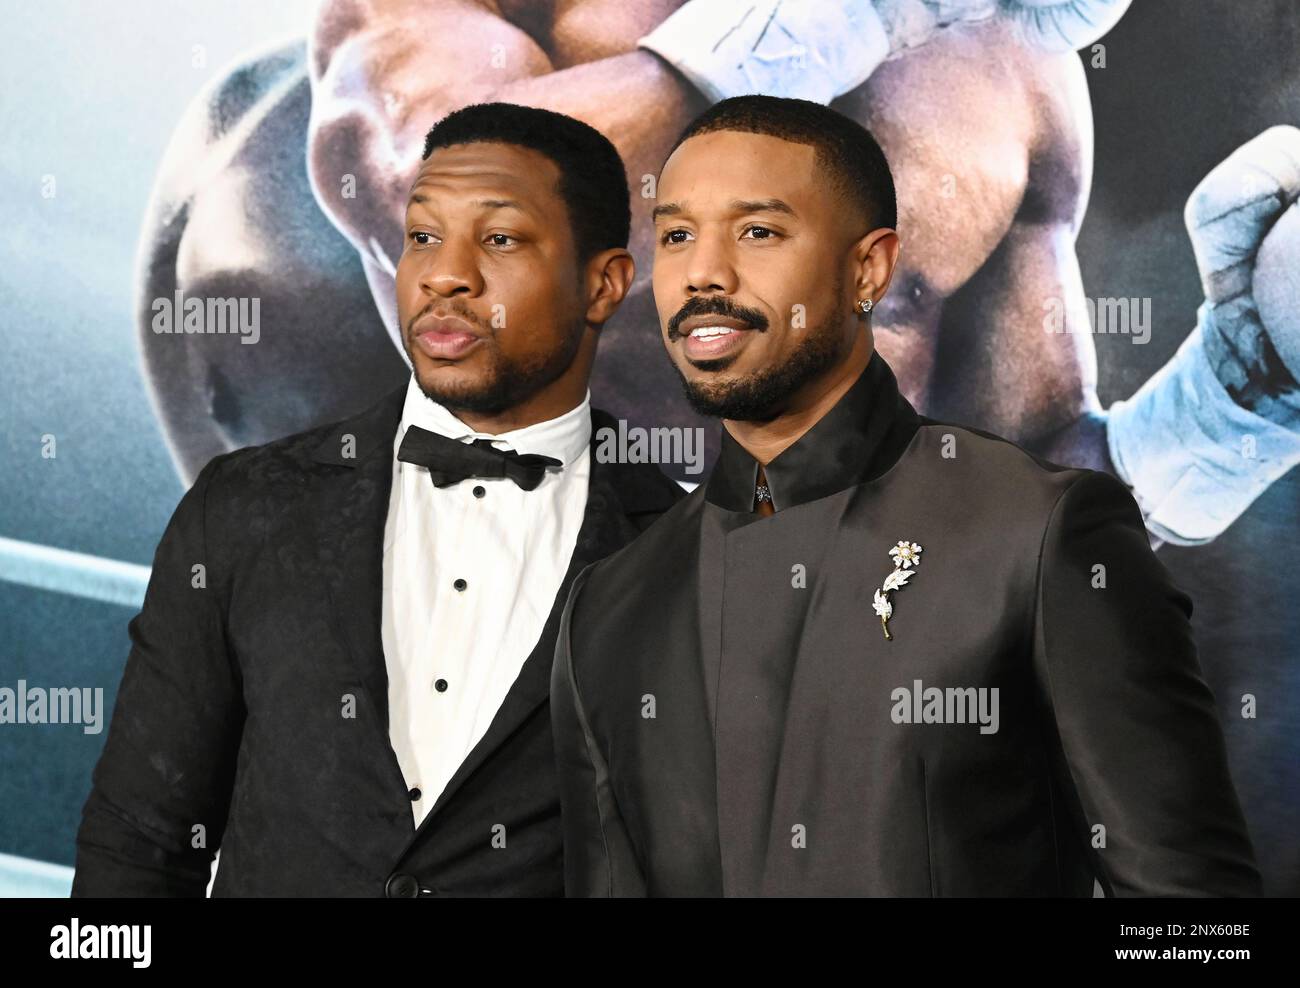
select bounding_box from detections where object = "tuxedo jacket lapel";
[410,436,644,844]
[307,384,410,795]
[306,390,676,847]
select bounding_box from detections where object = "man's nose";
[683,233,739,296]
[420,237,484,297]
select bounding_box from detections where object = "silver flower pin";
[872,540,923,640]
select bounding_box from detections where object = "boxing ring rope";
[0,853,74,898]
[0,537,150,895]
[0,536,150,610]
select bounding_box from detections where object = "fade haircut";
[422,102,631,261]
[670,94,897,231]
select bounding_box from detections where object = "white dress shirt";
[380,374,592,827]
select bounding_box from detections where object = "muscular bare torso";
[140,2,1103,483]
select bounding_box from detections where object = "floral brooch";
[872,540,923,641]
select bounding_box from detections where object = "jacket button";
[385,873,419,898]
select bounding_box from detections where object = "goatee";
[679,312,849,421]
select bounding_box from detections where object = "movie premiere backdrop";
[1,0,1297,896]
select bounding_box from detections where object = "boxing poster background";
[1,0,1297,896]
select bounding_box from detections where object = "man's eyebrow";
[730,198,796,216]
[406,194,526,211]
[474,198,525,211]
[651,198,798,221]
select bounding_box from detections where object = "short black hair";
[670,95,897,232]
[421,102,630,262]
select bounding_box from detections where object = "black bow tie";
[397,425,562,492]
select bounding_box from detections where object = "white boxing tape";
[998,0,1133,53]
[1107,302,1300,546]
[639,0,1131,110]
[638,0,890,105]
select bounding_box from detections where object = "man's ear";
[584,248,636,327]
[853,228,901,308]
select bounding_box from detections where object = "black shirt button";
[435,679,448,693]
[453,578,467,591]
[408,787,422,801]
[473,485,486,498]
[385,873,419,899]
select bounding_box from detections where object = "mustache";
[666,296,769,341]
[407,300,490,335]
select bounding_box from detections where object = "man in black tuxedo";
[73,103,683,897]
[551,95,1262,896]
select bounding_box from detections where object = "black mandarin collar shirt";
[704,349,924,515]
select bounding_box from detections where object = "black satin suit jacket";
[552,351,1262,897]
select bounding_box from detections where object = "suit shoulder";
[198,417,346,497]
[911,416,1097,505]
[576,484,705,606]
[1042,463,1147,536]
[910,417,1151,570]
[197,385,402,509]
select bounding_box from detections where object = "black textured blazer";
[72,383,684,897]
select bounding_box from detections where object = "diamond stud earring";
[858,298,874,314]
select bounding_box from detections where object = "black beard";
[677,312,848,421]
[411,325,584,416]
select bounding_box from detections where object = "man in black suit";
[73,103,683,897]
[551,95,1262,896]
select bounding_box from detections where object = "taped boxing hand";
[637,0,993,105]
[1185,125,1300,422]
[881,1,1133,55]
[997,0,1132,53]
[1107,127,1300,545]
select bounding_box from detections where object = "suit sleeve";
[1032,469,1262,896]
[72,454,245,897]
[550,564,648,897]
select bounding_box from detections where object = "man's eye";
[742,225,776,240]
[486,233,516,247]
[408,231,435,246]
[661,229,692,245]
